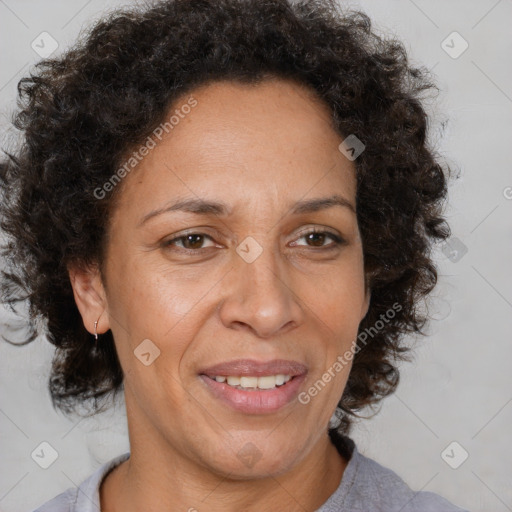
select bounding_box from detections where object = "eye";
[162,227,345,254]
[163,232,217,251]
[291,228,345,249]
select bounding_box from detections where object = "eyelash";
[162,228,345,253]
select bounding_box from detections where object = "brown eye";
[292,228,344,248]
[304,232,329,247]
[164,233,215,251]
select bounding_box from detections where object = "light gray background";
[1,1,511,511]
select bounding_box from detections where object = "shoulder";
[31,452,131,512]
[321,431,469,512]
[31,488,76,512]
[354,452,469,511]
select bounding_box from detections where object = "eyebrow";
[138,194,355,227]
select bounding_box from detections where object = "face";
[71,78,370,479]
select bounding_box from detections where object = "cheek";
[109,255,208,337]
[313,259,366,331]
[108,261,220,390]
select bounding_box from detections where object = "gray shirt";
[33,433,469,511]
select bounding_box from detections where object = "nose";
[217,241,304,339]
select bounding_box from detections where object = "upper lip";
[199,358,308,377]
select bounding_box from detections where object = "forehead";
[110,78,356,223]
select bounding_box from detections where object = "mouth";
[204,373,294,390]
[198,358,308,414]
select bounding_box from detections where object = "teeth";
[256,376,277,389]
[240,376,258,388]
[212,374,293,390]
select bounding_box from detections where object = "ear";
[68,262,110,336]
[361,282,371,321]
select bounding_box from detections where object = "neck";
[100,428,348,512]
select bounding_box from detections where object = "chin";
[204,438,303,479]
[211,456,296,481]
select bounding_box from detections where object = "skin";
[69,77,370,512]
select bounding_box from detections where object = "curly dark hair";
[0,0,453,436]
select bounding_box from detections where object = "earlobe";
[68,263,109,336]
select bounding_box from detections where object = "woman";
[0,0,468,510]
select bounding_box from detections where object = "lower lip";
[199,374,307,414]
